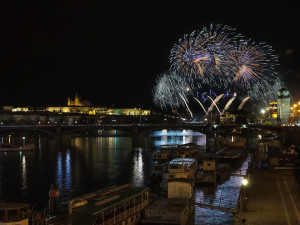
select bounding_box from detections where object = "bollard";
[242,197,247,211]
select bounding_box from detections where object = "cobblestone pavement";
[233,168,300,225]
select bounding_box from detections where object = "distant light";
[261,109,265,114]
[258,134,262,139]
[242,178,248,186]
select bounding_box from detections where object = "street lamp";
[242,177,248,211]
[260,109,266,123]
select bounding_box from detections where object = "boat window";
[7,209,18,221]
[20,207,29,218]
[0,210,5,221]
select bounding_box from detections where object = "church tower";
[75,93,80,106]
[277,88,291,125]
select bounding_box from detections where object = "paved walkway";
[233,168,300,225]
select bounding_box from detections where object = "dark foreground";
[233,168,300,225]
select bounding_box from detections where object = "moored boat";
[47,183,149,225]
[0,143,35,152]
[214,138,248,166]
[196,160,232,185]
[153,143,203,163]
[0,202,31,225]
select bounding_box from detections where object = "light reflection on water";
[132,148,144,187]
[195,156,250,225]
[0,130,251,225]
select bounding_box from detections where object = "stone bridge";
[0,123,298,146]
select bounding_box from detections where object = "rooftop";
[48,184,148,225]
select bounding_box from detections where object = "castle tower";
[277,88,291,125]
[67,97,71,106]
[75,93,80,106]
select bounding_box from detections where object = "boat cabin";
[0,202,30,225]
[47,184,149,225]
[168,158,198,179]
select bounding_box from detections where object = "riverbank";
[233,168,300,224]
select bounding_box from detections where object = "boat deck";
[141,197,194,225]
[48,184,148,225]
[215,146,246,159]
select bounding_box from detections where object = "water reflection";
[132,148,144,187]
[56,150,72,201]
[0,128,250,225]
[21,154,27,194]
[194,156,251,224]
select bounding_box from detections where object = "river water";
[0,129,253,224]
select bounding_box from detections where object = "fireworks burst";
[170,24,239,79]
[153,72,194,109]
[228,40,278,86]
[153,24,285,114]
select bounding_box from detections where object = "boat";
[46,183,149,225]
[214,138,248,166]
[142,158,197,225]
[255,140,300,168]
[152,158,198,195]
[0,202,31,225]
[0,143,35,152]
[195,160,232,185]
[153,143,203,163]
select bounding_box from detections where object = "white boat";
[153,143,203,163]
[142,159,197,225]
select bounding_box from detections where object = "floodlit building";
[265,102,277,124]
[290,101,300,125]
[1,94,151,116]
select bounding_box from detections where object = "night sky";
[1,1,299,109]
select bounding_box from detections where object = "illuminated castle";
[67,94,92,107]
[1,94,151,118]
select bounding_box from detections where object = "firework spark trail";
[222,97,236,114]
[193,97,208,115]
[238,96,250,110]
[207,94,224,114]
[153,73,194,109]
[207,95,222,115]
[179,93,193,118]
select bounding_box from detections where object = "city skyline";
[1,1,299,109]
